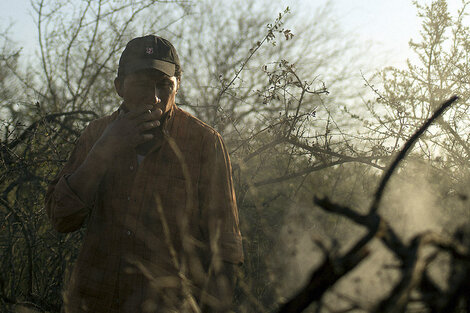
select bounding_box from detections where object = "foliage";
[359,0,470,180]
[0,108,95,312]
[5,0,470,312]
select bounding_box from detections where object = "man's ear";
[114,77,124,98]
[175,78,180,94]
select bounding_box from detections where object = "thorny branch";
[1,110,97,153]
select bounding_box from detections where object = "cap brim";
[123,59,175,77]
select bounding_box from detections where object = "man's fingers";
[130,133,154,146]
[141,133,154,141]
[136,108,163,123]
[148,108,163,121]
[129,107,163,122]
[126,105,154,120]
[138,133,154,144]
[140,121,160,132]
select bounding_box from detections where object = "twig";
[369,95,458,214]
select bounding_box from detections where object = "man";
[46,35,243,313]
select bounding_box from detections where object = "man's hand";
[93,104,163,160]
[64,104,163,206]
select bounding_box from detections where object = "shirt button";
[127,196,131,201]
[130,165,134,170]
[126,230,131,236]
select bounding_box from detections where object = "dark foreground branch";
[277,245,369,313]
[369,95,458,214]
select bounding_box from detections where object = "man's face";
[116,69,178,114]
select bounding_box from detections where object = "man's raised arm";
[45,121,103,233]
[46,105,163,232]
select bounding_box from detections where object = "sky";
[0,0,466,69]
[328,0,464,66]
[328,0,422,66]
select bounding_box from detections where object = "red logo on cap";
[146,47,153,54]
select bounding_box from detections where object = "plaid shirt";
[46,104,243,312]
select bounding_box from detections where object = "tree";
[359,0,470,181]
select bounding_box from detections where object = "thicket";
[1,0,470,312]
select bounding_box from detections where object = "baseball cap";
[118,35,180,78]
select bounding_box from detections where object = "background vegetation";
[1,0,470,312]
